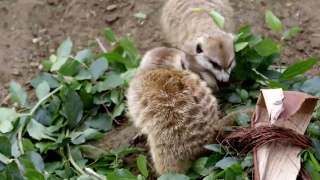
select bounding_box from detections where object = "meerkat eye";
[196,43,203,53]
[209,61,222,70]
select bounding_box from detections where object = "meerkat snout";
[194,33,235,82]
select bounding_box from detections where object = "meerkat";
[161,0,236,91]
[126,47,229,175]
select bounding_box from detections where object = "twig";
[95,38,107,53]
[17,85,63,154]
[0,94,10,106]
[84,167,106,180]
[66,129,87,176]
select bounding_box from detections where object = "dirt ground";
[0,0,319,168]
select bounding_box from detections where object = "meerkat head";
[139,47,190,70]
[194,33,235,82]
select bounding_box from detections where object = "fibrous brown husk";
[222,90,318,180]
[222,125,312,154]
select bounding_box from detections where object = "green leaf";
[119,37,138,58]
[247,35,262,47]
[225,164,244,180]
[85,113,113,132]
[300,76,320,95]
[237,113,251,126]
[75,70,92,80]
[228,93,242,104]
[240,89,249,101]
[113,102,125,118]
[58,60,82,76]
[70,132,86,145]
[308,151,320,171]
[6,161,24,180]
[0,152,10,164]
[121,68,137,84]
[27,119,55,141]
[51,38,73,71]
[158,173,190,180]
[215,157,240,169]
[83,128,104,140]
[265,10,282,31]
[0,136,11,157]
[113,146,139,157]
[0,108,16,133]
[134,12,147,19]
[268,80,288,90]
[312,138,320,161]
[36,81,50,100]
[204,144,224,154]
[61,90,84,128]
[210,10,225,29]
[137,155,148,177]
[27,151,45,172]
[10,81,27,107]
[89,57,108,81]
[57,40,73,61]
[235,42,248,52]
[205,154,223,168]
[279,57,319,80]
[192,157,210,176]
[74,49,92,64]
[254,39,280,56]
[97,74,124,92]
[241,154,253,168]
[305,159,320,180]
[281,27,302,40]
[22,139,35,152]
[104,28,117,42]
[31,73,59,89]
[107,169,136,180]
[24,169,45,180]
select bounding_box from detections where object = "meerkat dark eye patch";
[196,44,203,53]
[209,61,222,70]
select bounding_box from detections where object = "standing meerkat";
[126,47,224,175]
[161,0,236,91]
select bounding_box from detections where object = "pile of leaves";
[0,10,319,180]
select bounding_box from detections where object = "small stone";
[106,4,117,11]
[30,62,39,67]
[105,14,119,24]
[32,37,41,43]
[12,69,21,76]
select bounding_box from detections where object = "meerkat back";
[126,47,220,175]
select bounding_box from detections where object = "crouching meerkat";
[126,47,223,175]
[161,0,236,91]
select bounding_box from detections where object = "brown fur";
[126,47,221,175]
[161,0,236,90]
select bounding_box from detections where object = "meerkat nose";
[219,71,230,82]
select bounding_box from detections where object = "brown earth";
[0,0,319,174]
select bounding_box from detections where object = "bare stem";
[66,129,86,176]
[95,38,107,53]
[17,85,63,155]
